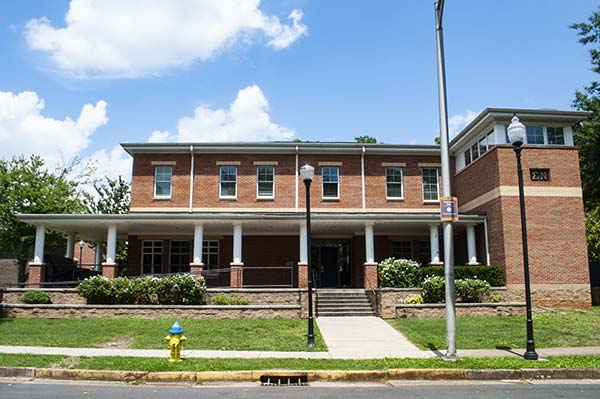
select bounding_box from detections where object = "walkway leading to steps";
[315,316,432,359]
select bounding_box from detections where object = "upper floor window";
[526,126,544,144]
[257,166,274,198]
[154,166,172,198]
[464,148,472,166]
[547,127,565,145]
[322,167,339,199]
[471,142,479,161]
[422,168,440,202]
[385,167,403,199]
[219,166,237,198]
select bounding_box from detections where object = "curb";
[1,366,600,383]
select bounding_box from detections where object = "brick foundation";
[189,263,204,276]
[229,263,244,287]
[363,262,378,289]
[101,263,117,278]
[297,262,308,288]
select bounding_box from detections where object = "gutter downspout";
[189,145,194,213]
[295,145,299,212]
[361,146,366,212]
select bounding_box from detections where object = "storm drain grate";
[260,375,308,386]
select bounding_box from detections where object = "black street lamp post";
[78,240,85,267]
[300,164,315,348]
[507,115,539,361]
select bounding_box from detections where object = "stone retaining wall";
[1,289,86,305]
[395,303,526,318]
[0,304,300,319]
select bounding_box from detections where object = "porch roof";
[19,212,485,241]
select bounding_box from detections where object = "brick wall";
[131,152,446,210]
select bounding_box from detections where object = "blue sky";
[0,0,597,179]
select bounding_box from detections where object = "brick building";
[21,108,592,308]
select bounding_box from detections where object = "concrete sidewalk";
[316,316,432,359]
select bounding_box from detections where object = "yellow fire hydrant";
[165,321,186,362]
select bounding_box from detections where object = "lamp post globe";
[300,164,316,347]
[508,114,539,361]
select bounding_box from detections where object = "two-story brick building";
[21,107,592,308]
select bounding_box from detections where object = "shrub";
[211,294,251,305]
[378,258,422,288]
[111,277,135,304]
[421,275,445,303]
[129,276,156,304]
[154,274,206,305]
[455,278,491,303]
[420,265,504,286]
[78,275,115,304]
[403,294,424,304]
[490,294,502,303]
[20,290,52,304]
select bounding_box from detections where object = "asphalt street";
[0,380,599,399]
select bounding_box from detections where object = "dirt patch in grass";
[99,337,133,349]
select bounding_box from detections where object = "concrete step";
[318,304,373,310]
[318,311,375,317]
[317,298,371,303]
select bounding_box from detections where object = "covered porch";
[19,212,489,288]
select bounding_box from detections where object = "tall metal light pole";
[507,115,539,361]
[300,164,316,348]
[434,0,457,359]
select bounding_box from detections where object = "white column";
[466,224,479,265]
[299,223,308,264]
[365,223,375,264]
[232,223,243,264]
[94,241,103,271]
[65,232,75,258]
[105,224,117,264]
[33,225,46,263]
[192,224,204,264]
[429,224,442,265]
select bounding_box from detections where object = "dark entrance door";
[311,240,351,288]
[321,247,338,287]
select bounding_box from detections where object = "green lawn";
[0,318,326,352]
[390,308,600,350]
[0,354,599,372]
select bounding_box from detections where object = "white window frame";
[422,168,440,203]
[256,166,275,199]
[385,167,404,200]
[525,125,544,145]
[202,240,219,270]
[546,126,565,145]
[392,240,413,260]
[321,166,340,200]
[153,166,172,199]
[141,240,163,275]
[219,166,237,199]
[169,240,191,273]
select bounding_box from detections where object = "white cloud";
[449,110,477,137]
[149,85,295,143]
[25,0,308,78]
[0,90,107,166]
[83,145,132,182]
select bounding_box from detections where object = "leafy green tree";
[355,135,377,144]
[571,9,600,259]
[0,155,87,279]
[84,176,131,271]
[434,136,441,145]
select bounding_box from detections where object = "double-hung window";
[422,168,440,202]
[257,166,274,198]
[464,148,472,166]
[392,240,413,260]
[385,167,403,199]
[219,166,237,198]
[322,167,339,199]
[202,240,219,270]
[169,240,191,273]
[547,127,565,145]
[154,166,172,198]
[526,126,544,144]
[142,240,163,275]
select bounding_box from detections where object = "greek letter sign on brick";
[440,196,459,221]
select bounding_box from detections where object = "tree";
[355,135,377,144]
[84,176,131,271]
[0,155,87,279]
[571,9,600,259]
[434,136,441,145]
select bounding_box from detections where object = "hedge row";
[420,265,504,286]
